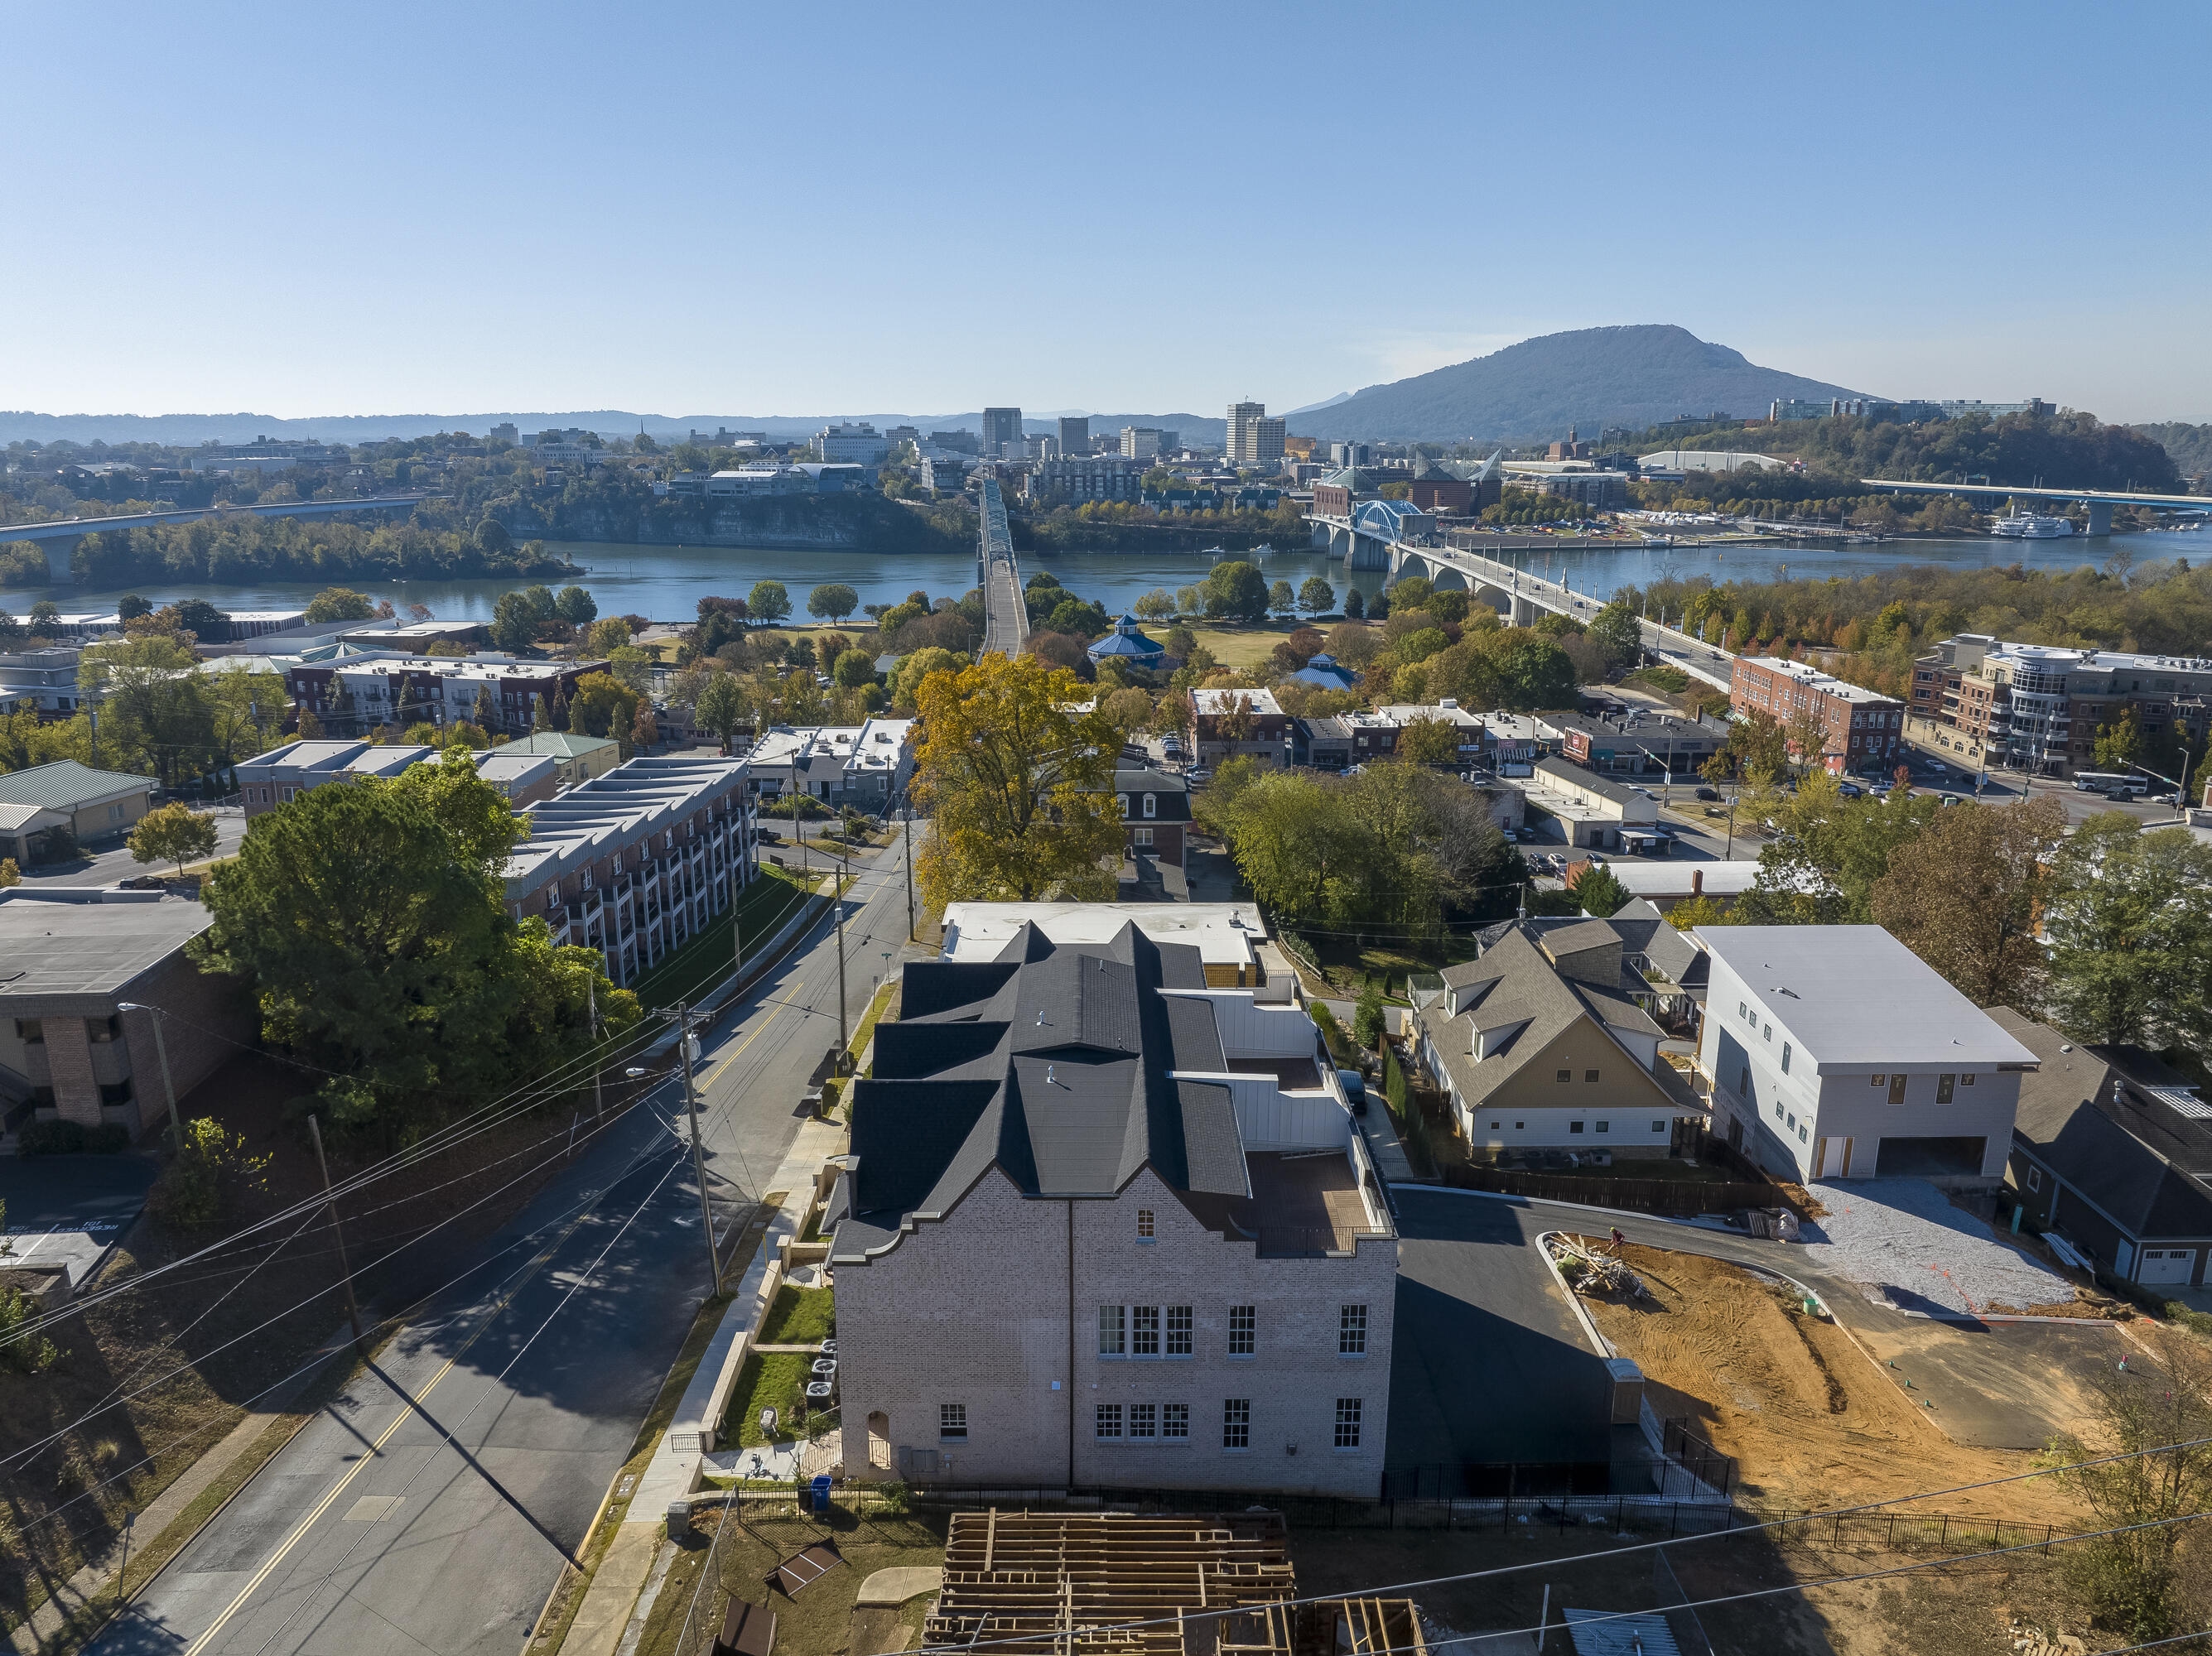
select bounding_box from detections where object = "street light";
[114,1003,181,1148]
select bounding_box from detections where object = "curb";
[1532,1230,1615,1359]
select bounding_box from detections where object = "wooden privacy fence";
[1440,1162,1784,1215]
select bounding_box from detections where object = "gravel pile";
[1801,1177,2073,1317]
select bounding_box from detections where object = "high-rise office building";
[981,407,1024,458]
[1119,426,1164,460]
[1057,415,1090,457]
[1226,402,1286,467]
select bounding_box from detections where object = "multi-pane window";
[1136,1208,1155,1240]
[1096,1404,1123,1439]
[1339,1304,1368,1355]
[1334,1398,1362,1450]
[940,1404,967,1441]
[1163,1403,1189,1439]
[1222,1398,1251,1450]
[1132,1305,1161,1356]
[1098,1304,1126,1356]
[1129,1403,1157,1439]
[1227,1305,1255,1356]
[1166,1305,1193,1356]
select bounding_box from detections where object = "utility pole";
[668,1002,722,1293]
[309,1114,366,1353]
[903,809,915,942]
[833,845,850,1053]
[118,1004,181,1148]
[587,978,604,1124]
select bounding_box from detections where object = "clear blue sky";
[13,2,2210,423]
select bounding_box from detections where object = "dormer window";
[1142,793,1157,819]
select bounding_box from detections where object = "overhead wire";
[1,1117,690,1548]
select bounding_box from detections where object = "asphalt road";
[97,832,930,1656]
[18,807,247,885]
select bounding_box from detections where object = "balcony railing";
[1253,1225,1389,1259]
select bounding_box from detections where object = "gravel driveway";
[1801,1177,2075,1317]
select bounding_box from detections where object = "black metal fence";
[1440,1161,1782,1215]
[1660,1417,1737,1497]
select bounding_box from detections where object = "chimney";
[1692,868,1704,897]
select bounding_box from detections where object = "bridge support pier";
[1509,593,1539,627]
[2085,499,2113,537]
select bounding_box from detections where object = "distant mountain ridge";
[1286,325,1875,445]
[0,408,1228,447]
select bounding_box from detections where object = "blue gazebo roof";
[1087,614,1165,660]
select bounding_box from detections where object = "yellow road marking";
[181,1196,611,1656]
[702,978,804,1090]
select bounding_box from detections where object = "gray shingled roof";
[1417,922,1694,1118]
[833,919,1246,1260]
[1995,1007,2212,1241]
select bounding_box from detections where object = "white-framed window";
[940,1403,967,1441]
[1334,1397,1363,1451]
[2026,1164,2042,1192]
[1163,1403,1189,1439]
[1132,1305,1160,1356]
[1143,792,1157,818]
[1222,1398,1251,1451]
[1096,1403,1122,1440]
[1339,1304,1367,1355]
[1596,1120,1609,1134]
[1764,1022,1772,1041]
[1227,1304,1255,1357]
[1129,1403,1157,1439]
[1166,1305,1193,1356]
[1098,1304,1126,1356]
[1134,826,1154,847]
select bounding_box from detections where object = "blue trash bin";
[811,1474,831,1514]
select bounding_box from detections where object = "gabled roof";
[1995,1007,2212,1241]
[1417,922,1693,1118]
[0,760,153,811]
[834,920,1247,1259]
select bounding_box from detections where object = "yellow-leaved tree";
[913,652,1125,907]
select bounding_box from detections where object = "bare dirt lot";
[1578,1242,2091,1525]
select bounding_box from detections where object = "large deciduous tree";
[807,583,859,623]
[128,802,219,878]
[193,748,638,1135]
[1869,796,2068,1007]
[694,674,748,752]
[1586,599,1643,672]
[747,580,793,625]
[913,653,1124,907]
[2041,815,2212,1048]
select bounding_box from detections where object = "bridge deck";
[979,479,1029,657]
[0,493,445,544]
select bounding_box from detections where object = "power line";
[2,1121,689,1548]
[874,1431,2212,1656]
[0,1098,675,1473]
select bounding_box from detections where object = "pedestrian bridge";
[977,479,1028,657]
[1307,509,1737,691]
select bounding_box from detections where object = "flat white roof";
[1696,924,2039,1068]
[1737,657,1897,705]
[940,901,1268,967]
[1604,859,1763,898]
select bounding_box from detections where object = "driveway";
[0,1153,157,1292]
[1400,1182,2130,1455]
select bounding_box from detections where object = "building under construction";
[923,1510,1429,1656]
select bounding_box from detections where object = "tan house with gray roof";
[1413,917,1706,1159]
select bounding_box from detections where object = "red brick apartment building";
[1729,657,1905,773]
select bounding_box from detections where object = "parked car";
[1836,782,1863,798]
[1939,792,1960,806]
[1694,786,1721,802]
[1338,1070,1369,1116]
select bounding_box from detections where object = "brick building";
[1728,657,1905,774]
[237,740,561,821]
[1116,766,1190,868]
[503,754,759,989]
[1188,689,1291,770]
[830,907,1395,1494]
[284,652,610,739]
[1908,634,2212,777]
[0,889,253,1140]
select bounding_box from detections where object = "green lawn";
[722,1350,819,1445]
[756,1283,835,1345]
[627,868,814,1009]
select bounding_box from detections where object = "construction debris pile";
[1548,1234,1651,1301]
[925,1510,1429,1656]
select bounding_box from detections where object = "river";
[2,527,2199,626]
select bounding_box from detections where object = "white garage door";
[2140,1248,2197,1285]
